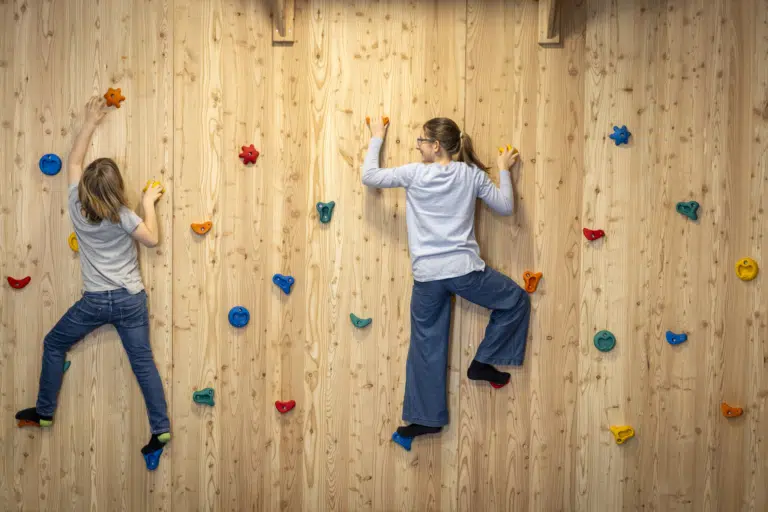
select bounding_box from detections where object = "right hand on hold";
[368,117,389,139]
[497,146,519,170]
[142,182,163,205]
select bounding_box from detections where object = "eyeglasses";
[416,137,435,146]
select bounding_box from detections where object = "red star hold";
[239,144,259,165]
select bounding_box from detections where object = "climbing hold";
[665,331,687,345]
[583,228,605,241]
[676,201,699,221]
[610,425,635,444]
[608,125,631,145]
[721,402,743,418]
[735,257,758,281]
[142,180,165,194]
[593,330,616,352]
[192,388,215,406]
[391,431,413,451]
[350,313,372,328]
[63,361,71,373]
[522,271,542,293]
[39,154,62,176]
[17,419,41,428]
[366,116,389,126]
[68,232,79,252]
[239,144,259,165]
[7,276,31,289]
[498,144,518,155]
[143,448,163,471]
[104,87,126,108]
[190,221,213,235]
[273,274,295,295]
[275,400,296,413]
[228,306,250,328]
[316,201,335,224]
[490,375,511,389]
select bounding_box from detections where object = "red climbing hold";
[583,228,605,241]
[7,276,31,289]
[275,400,296,414]
[239,144,259,165]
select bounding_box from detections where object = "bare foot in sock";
[467,360,510,388]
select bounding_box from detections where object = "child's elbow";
[500,202,514,216]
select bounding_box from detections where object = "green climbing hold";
[594,330,616,352]
[676,201,699,221]
[316,201,335,224]
[350,313,372,328]
[192,388,215,406]
[63,360,71,373]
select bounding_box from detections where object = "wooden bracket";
[538,0,560,47]
[273,0,295,44]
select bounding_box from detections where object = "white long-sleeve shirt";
[362,137,513,282]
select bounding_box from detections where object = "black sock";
[15,407,53,425]
[141,433,171,455]
[396,424,442,438]
[467,360,510,386]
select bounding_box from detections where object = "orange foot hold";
[523,271,542,293]
[17,419,39,428]
[721,402,743,418]
[104,87,126,108]
[191,221,213,235]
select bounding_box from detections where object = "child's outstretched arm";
[132,184,162,247]
[361,119,417,189]
[67,96,109,186]
[476,147,518,216]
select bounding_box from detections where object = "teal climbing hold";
[63,361,71,373]
[676,201,699,221]
[192,388,215,406]
[594,330,616,352]
[316,201,335,224]
[350,313,372,328]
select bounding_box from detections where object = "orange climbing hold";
[721,402,743,418]
[191,221,212,235]
[104,87,126,108]
[366,116,389,126]
[523,271,542,293]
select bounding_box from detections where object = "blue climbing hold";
[273,274,295,295]
[143,447,163,471]
[39,154,62,176]
[666,331,688,345]
[63,360,71,373]
[391,431,413,451]
[316,201,335,224]
[228,306,250,328]
[608,125,631,146]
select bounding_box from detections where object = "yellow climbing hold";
[735,257,758,281]
[498,144,519,155]
[68,232,79,252]
[142,180,165,194]
[610,425,635,445]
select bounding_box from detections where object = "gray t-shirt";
[68,184,144,294]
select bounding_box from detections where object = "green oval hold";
[193,387,215,406]
[350,313,372,328]
[594,330,616,352]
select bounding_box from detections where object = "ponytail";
[457,132,488,171]
[423,117,488,171]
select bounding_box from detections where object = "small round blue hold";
[391,431,413,451]
[228,306,250,328]
[39,154,62,176]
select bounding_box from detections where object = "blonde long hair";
[78,158,128,223]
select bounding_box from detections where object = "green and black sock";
[15,407,53,427]
[141,432,171,455]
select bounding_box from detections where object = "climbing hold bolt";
[143,448,163,471]
[594,330,616,352]
[275,400,296,413]
[104,87,126,108]
[192,388,215,406]
[665,331,687,345]
[610,425,635,444]
[142,180,165,194]
[735,257,758,281]
[608,125,631,145]
[316,201,335,224]
[522,271,542,293]
[583,228,605,241]
[676,201,699,221]
[721,402,743,418]
[391,431,413,451]
[39,154,62,176]
[228,306,250,328]
[273,274,295,295]
[63,360,71,373]
[68,232,79,252]
[239,144,259,165]
[7,276,31,289]
[191,221,213,235]
[350,313,372,328]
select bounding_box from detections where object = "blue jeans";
[403,266,531,427]
[36,289,170,434]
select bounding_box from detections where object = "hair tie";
[459,131,464,139]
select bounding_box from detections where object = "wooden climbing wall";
[1,0,766,510]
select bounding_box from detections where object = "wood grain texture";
[2,0,767,511]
